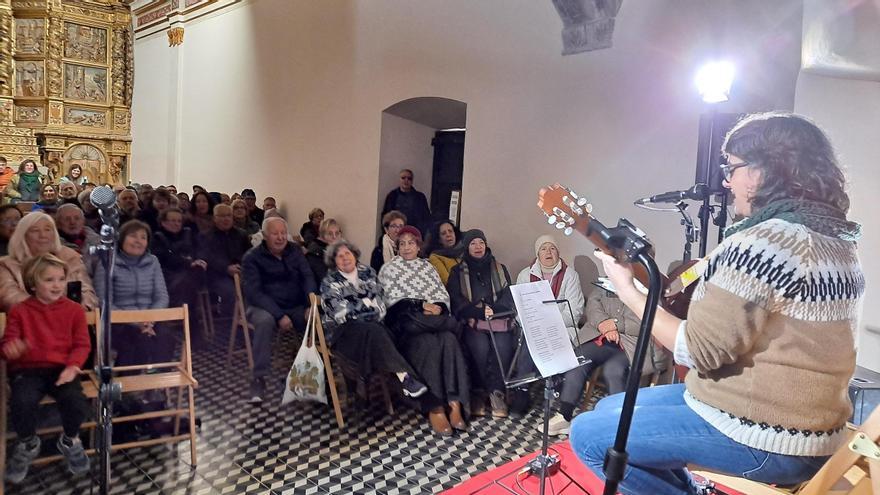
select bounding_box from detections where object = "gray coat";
[95,251,169,310]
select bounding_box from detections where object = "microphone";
[90,186,119,229]
[634,183,708,205]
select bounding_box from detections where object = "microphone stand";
[92,213,122,495]
[576,217,662,495]
[675,201,698,262]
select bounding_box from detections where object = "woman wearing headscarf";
[379,226,470,436]
[447,229,515,418]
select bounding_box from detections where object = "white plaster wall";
[129,31,173,185]
[794,72,880,371]
[131,0,803,273]
[377,113,436,235]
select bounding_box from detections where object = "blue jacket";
[95,251,169,310]
[242,242,317,321]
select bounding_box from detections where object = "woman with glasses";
[232,199,260,236]
[570,113,865,494]
[370,210,406,271]
[0,205,23,256]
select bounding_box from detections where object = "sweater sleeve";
[0,260,28,311]
[447,265,482,320]
[560,269,585,329]
[66,305,91,368]
[1,304,24,358]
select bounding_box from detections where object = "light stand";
[91,211,122,495]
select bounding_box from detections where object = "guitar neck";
[581,215,669,290]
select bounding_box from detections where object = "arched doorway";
[377,97,467,236]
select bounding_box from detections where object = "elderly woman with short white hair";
[0,212,98,311]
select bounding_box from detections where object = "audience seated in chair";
[447,229,514,419]
[425,220,462,285]
[306,218,342,286]
[76,189,101,232]
[152,208,208,340]
[198,203,250,316]
[4,159,45,204]
[1,253,91,484]
[138,187,173,233]
[240,188,263,225]
[116,188,141,225]
[319,240,429,407]
[0,204,23,256]
[189,191,216,235]
[232,199,260,237]
[300,207,324,246]
[249,208,297,247]
[56,204,100,277]
[0,211,98,311]
[95,220,171,367]
[371,210,406,272]
[241,216,316,403]
[515,235,589,428]
[58,182,80,207]
[31,183,61,215]
[262,196,276,211]
[378,226,470,436]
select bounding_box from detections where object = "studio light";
[695,61,735,103]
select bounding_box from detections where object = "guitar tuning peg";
[555,221,566,230]
[585,203,593,213]
[567,217,575,226]
[563,226,573,236]
[576,198,588,207]
[546,215,557,225]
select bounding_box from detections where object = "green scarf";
[18,171,40,195]
[724,199,861,241]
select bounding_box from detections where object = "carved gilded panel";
[46,15,63,97]
[14,18,45,56]
[14,60,44,97]
[14,104,43,122]
[0,99,12,125]
[64,22,106,64]
[64,107,105,127]
[63,63,106,103]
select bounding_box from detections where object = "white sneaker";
[540,413,571,436]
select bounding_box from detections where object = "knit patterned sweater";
[679,218,864,456]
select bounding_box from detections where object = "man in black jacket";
[381,168,431,235]
[242,217,317,403]
[198,204,251,316]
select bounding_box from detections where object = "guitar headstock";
[537,183,593,237]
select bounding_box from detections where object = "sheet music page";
[510,280,580,377]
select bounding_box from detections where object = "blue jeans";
[569,384,827,495]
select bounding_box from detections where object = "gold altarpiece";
[0,0,132,185]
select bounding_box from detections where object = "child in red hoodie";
[2,253,91,483]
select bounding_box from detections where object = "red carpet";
[442,441,747,495]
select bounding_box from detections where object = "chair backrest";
[105,306,192,375]
[233,272,246,308]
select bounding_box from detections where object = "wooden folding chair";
[693,405,880,495]
[104,306,199,466]
[227,273,254,369]
[196,289,216,343]
[309,294,394,429]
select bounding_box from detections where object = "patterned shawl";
[319,264,385,328]
[378,256,450,309]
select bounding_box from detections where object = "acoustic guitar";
[537,183,703,319]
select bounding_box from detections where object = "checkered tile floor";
[7,325,603,494]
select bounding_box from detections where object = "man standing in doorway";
[381,168,431,235]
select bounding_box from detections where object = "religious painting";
[64,22,107,64]
[63,144,105,183]
[14,18,45,55]
[14,61,44,97]
[64,107,106,128]
[64,63,107,103]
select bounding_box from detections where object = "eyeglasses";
[720,161,752,181]
[400,176,413,181]
[0,219,19,227]
[386,223,404,230]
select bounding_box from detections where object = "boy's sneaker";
[401,374,428,398]
[58,434,90,476]
[249,377,266,404]
[542,412,571,436]
[6,436,41,484]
